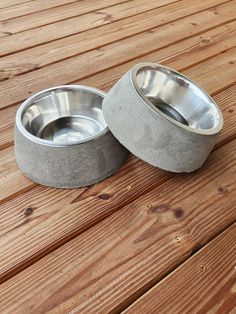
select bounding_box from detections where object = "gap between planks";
[0,1,235,110]
[0,16,236,139]
[0,0,32,10]
[0,83,235,283]
[0,53,235,204]
[0,0,98,21]
[0,0,235,288]
[0,2,235,82]
[0,0,179,37]
[123,222,236,313]
[1,0,235,150]
[0,140,235,312]
[0,39,235,226]
[0,0,233,57]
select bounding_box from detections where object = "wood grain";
[0,83,235,282]
[0,140,235,313]
[0,0,180,37]
[0,9,235,81]
[0,0,97,21]
[0,14,235,280]
[0,0,235,311]
[0,0,31,10]
[125,223,236,314]
[0,147,36,204]
[213,86,236,148]
[0,0,232,56]
[0,53,236,205]
[0,155,173,282]
[184,47,236,95]
[1,18,235,150]
[0,1,235,110]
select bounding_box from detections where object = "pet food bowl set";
[15,63,224,188]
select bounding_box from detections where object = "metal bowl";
[15,85,128,188]
[103,63,223,172]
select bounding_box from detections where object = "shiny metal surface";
[132,64,223,135]
[20,85,107,145]
[15,85,128,188]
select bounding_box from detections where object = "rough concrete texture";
[102,70,219,173]
[14,126,128,188]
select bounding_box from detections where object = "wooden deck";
[0,0,235,313]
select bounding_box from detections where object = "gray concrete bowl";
[15,85,128,188]
[103,63,223,172]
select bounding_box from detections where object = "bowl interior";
[135,65,222,131]
[21,87,107,144]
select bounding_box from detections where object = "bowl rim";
[130,62,224,136]
[15,85,109,147]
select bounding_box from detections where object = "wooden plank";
[0,31,235,204]
[213,86,236,148]
[0,18,235,150]
[0,0,31,10]
[0,155,173,282]
[0,0,84,21]
[0,140,235,313]
[0,0,232,55]
[0,51,235,201]
[0,1,235,110]
[0,81,236,278]
[80,47,236,97]
[184,49,236,95]
[1,9,235,81]
[0,0,178,36]
[124,223,236,314]
[0,82,234,282]
[0,105,15,149]
[0,147,36,204]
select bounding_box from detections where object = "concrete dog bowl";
[15,85,128,188]
[103,63,223,172]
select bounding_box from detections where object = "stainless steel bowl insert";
[102,63,223,172]
[15,85,128,187]
[133,64,223,135]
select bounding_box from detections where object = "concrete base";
[15,126,128,188]
[102,70,219,173]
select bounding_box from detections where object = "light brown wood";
[0,11,235,81]
[0,147,36,203]
[0,0,235,311]
[0,1,235,110]
[0,104,15,149]
[0,0,31,10]
[0,84,235,282]
[184,48,236,96]
[0,155,173,282]
[0,63,234,229]
[0,0,89,21]
[79,46,236,97]
[124,223,236,314]
[0,8,235,282]
[213,86,236,148]
[0,0,232,56]
[0,18,235,150]
[0,140,235,313]
[0,0,178,36]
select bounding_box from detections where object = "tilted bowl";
[102,63,223,172]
